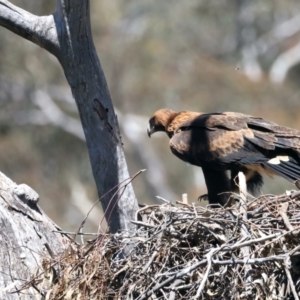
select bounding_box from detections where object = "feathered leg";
[202,167,231,205]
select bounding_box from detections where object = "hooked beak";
[147,124,154,138]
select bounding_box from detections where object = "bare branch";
[0,0,58,54]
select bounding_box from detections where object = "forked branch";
[0,1,59,54]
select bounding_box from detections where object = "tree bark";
[0,172,66,299]
[0,0,138,233]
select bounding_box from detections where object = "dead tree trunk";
[0,0,138,233]
[0,172,67,299]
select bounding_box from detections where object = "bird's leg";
[201,168,231,206]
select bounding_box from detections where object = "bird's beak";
[147,124,153,138]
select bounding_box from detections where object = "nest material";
[39,190,300,299]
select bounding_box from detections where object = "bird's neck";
[163,113,179,137]
[166,111,201,137]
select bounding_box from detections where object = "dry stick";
[138,259,207,300]
[157,234,281,277]
[72,175,133,240]
[279,282,286,299]
[168,279,183,300]
[291,190,300,199]
[176,200,192,207]
[192,203,198,217]
[284,264,299,300]
[279,202,297,233]
[156,196,174,205]
[135,204,161,222]
[53,230,101,236]
[141,242,162,274]
[212,255,285,265]
[163,233,281,275]
[289,244,300,256]
[194,248,217,299]
[102,169,146,232]
[247,204,265,217]
[159,288,168,299]
[238,171,253,291]
[249,227,300,258]
[173,283,193,291]
[71,170,145,243]
[131,220,156,228]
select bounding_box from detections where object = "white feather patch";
[268,156,289,165]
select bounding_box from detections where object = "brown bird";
[147,108,300,205]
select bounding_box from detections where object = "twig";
[238,172,252,289]
[53,230,102,236]
[101,169,146,232]
[168,279,183,300]
[194,249,216,298]
[156,196,173,205]
[223,233,280,251]
[289,244,300,256]
[212,255,285,264]
[291,190,300,199]
[141,243,162,274]
[280,202,296,232]
[284,262,299,300]
[130,220,156,228]
[138,259,207,300]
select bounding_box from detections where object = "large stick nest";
[34,191,300,299]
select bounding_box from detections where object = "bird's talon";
[198,194,209,202]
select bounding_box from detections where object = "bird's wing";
[170,114,256,164]
[174,112,300,152]
[170,112,300,183]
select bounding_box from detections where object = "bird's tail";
[263,156,300,186]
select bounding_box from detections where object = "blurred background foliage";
[1,0,300,232]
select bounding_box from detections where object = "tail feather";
[265,163,295,182]
[264,157,300,184]
[279,161,300,177]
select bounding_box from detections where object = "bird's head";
[147,108,177,138]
